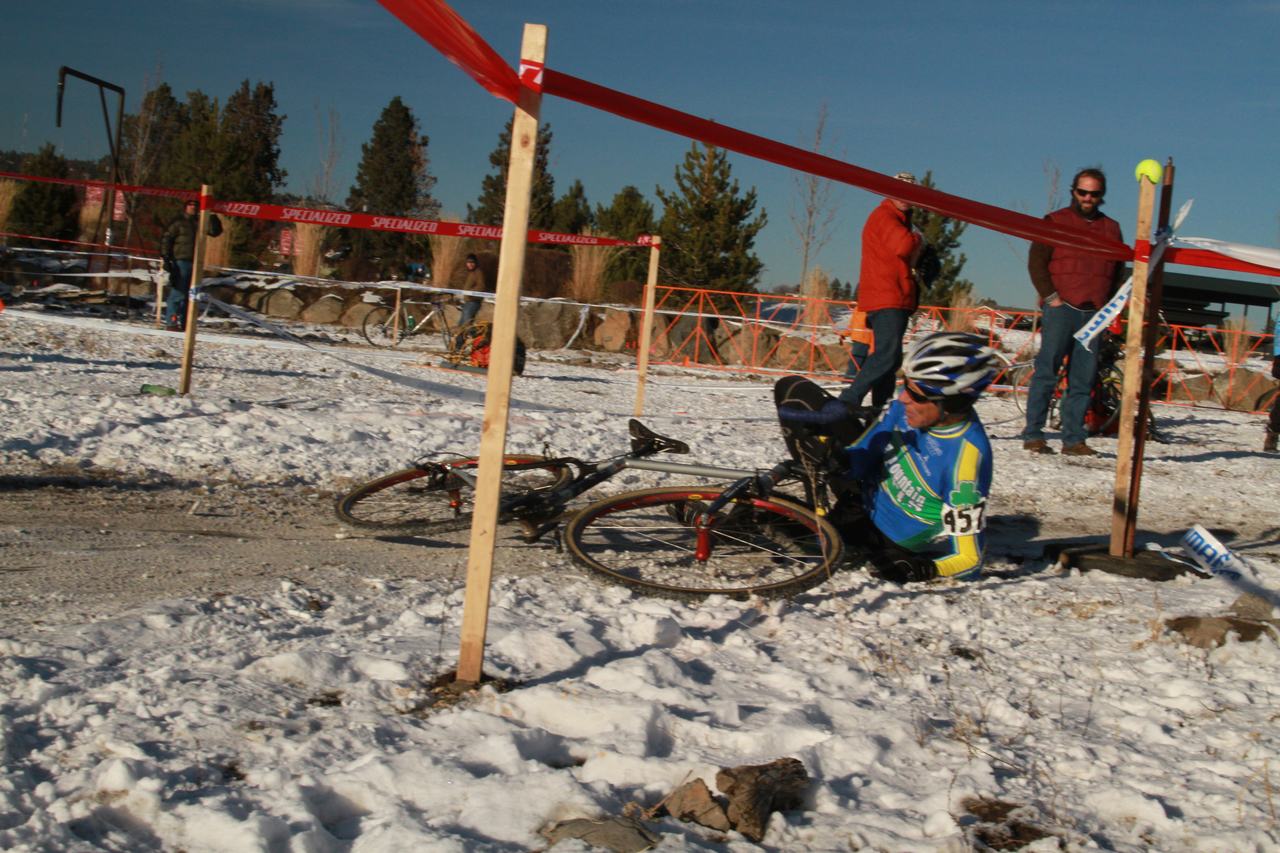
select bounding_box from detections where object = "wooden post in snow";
[633,236,661,417]
[1109,172,1158,556]
[1121,159,1175,554]
[456,23,546,686]
[178,184,212,396]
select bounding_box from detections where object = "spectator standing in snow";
[1021,167,1125,456]
[837,171,924,415]
[160,199,222,331]
[454,253,489,349]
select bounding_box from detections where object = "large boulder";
[592,308,634,352]
[300,293,346,324]
[517,299,585,349]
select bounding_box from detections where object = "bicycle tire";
[361,306,405,348]
[1092,367,1124,436]
[335,455,573,534]
[1008,364,1034,416]
[563,486,844,600]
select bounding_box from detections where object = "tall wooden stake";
[456,24,546,686]
[1109,173,1158,555]
[1122,159,1175,554]
[633,236,661,417]
[178,184,212,396]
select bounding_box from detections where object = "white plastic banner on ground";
[1180,524,1278,609]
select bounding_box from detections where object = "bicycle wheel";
[361,306,407,347]
[335,455,573,534]
[1008,364,1034,415]
[1091,367,1124,436]
[563,486,844,600]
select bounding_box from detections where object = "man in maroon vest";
[1022,167,1125,456]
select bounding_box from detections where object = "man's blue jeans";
[163,260,193,328]
[838,308,909,409]
[1022,302,1099,447]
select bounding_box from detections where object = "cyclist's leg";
[455,297,482,349]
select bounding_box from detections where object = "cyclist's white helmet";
[903,332,1001,400]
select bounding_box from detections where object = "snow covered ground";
[2,307,1278,851]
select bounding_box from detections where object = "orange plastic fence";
[643,283,1276,415]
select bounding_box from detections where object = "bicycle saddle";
[628,419,689,455]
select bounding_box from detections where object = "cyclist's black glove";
[778,399,858,426]
[871,553,938,584]
[163,256,176,275]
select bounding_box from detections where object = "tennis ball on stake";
[1134,159,1163,185]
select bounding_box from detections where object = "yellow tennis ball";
[1135,159,1163,184]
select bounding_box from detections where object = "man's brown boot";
[1023,438,1055,455]
[1062,442,1098,457]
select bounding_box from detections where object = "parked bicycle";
[361,294,527,374]
[334,420,845,599]
[1011,330,1160,440]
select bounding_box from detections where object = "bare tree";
[1043,159,1062,214]
[800,265,831,330]
[789,102,841,290]
[309,105,341,205]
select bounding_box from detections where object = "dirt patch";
[0,467,559,636]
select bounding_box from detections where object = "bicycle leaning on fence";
[1011,329,1161,441]
[361,294,527,375]
[333,419,847,600]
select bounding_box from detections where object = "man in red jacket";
[1021,167,1125,456]
[837,171,923,413]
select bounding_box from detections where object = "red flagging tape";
[1165,247,1280,279]
[376,0,518,102]
[0,171,647,248]
[0,170,195,200]
[541,69,1131,260]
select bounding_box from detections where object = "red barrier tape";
[1165,247,1280,279]
[0,170,195,200]
[0,171,649,248]
[375,0,518,102]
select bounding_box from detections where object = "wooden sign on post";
[633,237,661,417]
[1109,172,1158,556]
[178,184,212,396]
[456,24,547,686]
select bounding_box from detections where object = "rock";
[1230,593,1276,620]
[592,308,633,352]
[541,816,659,852]
[715,757,809,842]
[663,778,730,831]
[1165,615,1279,648]
[301,293,345,324]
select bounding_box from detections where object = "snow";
[2,306,1280,851]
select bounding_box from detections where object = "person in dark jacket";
[1021,167,1124,456]
[454,253,490,349]
[160,199,222,331]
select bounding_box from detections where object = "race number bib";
[941,499,986,536]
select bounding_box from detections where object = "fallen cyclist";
[776,331,1000,584]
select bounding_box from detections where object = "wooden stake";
[178,184,212,396]
[392,286,403,341]
[633,237,661,417]
[1109,173,1158,555]
[456,24,546,686]
[1122,159,1175,554]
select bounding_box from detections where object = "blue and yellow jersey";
[843,400,993,579]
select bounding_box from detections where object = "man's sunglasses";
[1073,188,1104,199]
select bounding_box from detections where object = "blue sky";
[4,0,1279,309]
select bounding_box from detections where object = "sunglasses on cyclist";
[903,382,935,404]
[1073,188,1104,199]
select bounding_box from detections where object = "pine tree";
[550,179,593,236]
[595,185,655,283]
[655,143,767,292]
[468,119,555,228]
[345,96,440,279]
[9,143,78,242]
[912,171,974,307]
[216,81,288,266]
